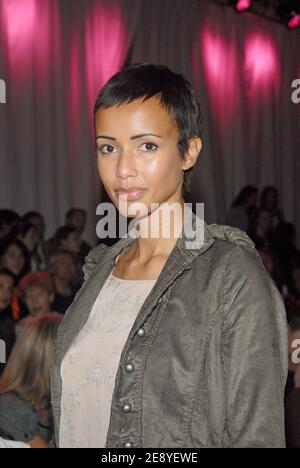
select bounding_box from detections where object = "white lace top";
[59,264,157,448]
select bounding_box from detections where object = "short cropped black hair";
[94,63,203,197]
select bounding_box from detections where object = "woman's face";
[0,274,14,310]
[24,286,53,316]
[95,95,200,219]
[1,244,25,276]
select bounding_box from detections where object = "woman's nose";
[116,150,138,179]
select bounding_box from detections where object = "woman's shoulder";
[0,391,33,413]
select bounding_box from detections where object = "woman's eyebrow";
[96,133,163,141]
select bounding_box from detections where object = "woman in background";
[0,314,62,446]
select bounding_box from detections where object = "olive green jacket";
[50,209,288,448]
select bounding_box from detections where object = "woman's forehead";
[95,96,178,138]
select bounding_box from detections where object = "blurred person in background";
[225,185,258,231]
[0,210,20,242]
[16,272,62,336]
[0,314,62,446]
[65,208,92,265]
[48,250,80,314]
[17,221,40,272]
[259,186,284,228]
[0,238,29,285]
[257,246,287,295]
[247,208,273,249]
[22,212,47,270]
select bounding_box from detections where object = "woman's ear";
[182,137,202,171]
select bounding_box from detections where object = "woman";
[0,237,28,284]
[16,271,62,336]
[0,314,62,445]
[50,63,288,448]
[259,185,284,228]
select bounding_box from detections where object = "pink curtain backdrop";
[0,0,299,245]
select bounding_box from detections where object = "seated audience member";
[257,246,286,294]
[65,208,92,264]
[0,210,20,242]
[225,185,258,231]
[16,272,62,336]
[45,225,81,261]
[247,208,273,249]
[0,314,62,445]
[0,269,16,376]
[48,250,80,314]
[18,221,40,272]
[259,185,284,228]
[0,237,29,285]
[22,212,47,271]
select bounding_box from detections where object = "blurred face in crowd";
[256,210,273,234]
[61,232,81,254]
[67,211,86,235]
[0,244,25,276]
[21,226,39,252]
[24,286,54,316]
[0,274,14,310]
[95,95,201,219]
[53,253,77,283]
[28,216,45,241]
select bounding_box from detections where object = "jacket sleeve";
[221,245,288,448]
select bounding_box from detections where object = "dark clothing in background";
[285,371,295,400]
[285,388,300,448]
[51,287,78,315]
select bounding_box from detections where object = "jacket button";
[137,328,146,337]
[121,403,132,413]
[123,441,133,448]
[125,363,135,373]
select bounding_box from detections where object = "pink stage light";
[244,32,280,97]
[288,13,300,29]
[236,0,252,13]
[2,0,36,50]
[198,28,240,132]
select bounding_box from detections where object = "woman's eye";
[97,144,115,154]
[140,142,158,152]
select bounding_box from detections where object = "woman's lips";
[115,189,147,201]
